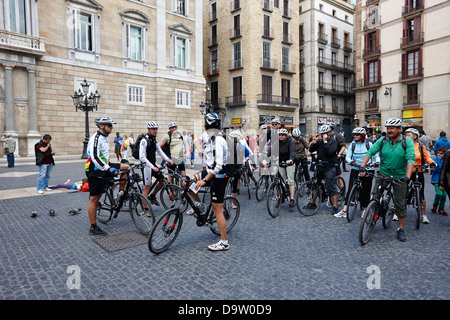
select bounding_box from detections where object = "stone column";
[27,68,40,156]
[3,65,19,155]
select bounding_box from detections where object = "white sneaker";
[37,190,44,194]
[393,214,398,221]
[334,210,346,218]
[208,241,229,251]
[45,188,53,191]
[421,215,430,224]
[361,209,365,218]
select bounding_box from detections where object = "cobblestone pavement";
[0,156,449,300]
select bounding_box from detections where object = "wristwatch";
[202,178,208,183]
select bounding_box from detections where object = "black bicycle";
[240,161,253,199]
[359,174,397,245]
[346,165,375,222]
[266,162,295,218]
[294,159,310,188]
[295,161,346,216]
[148,171,240,254]
[96,163,155,235]
[406,165,429,230]
[255,164,274,202]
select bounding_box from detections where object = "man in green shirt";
[360,118,415,242]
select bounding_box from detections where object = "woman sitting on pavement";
[49,178,89,191]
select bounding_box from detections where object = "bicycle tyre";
[244,171,252,200]
[382,203,395,229]
[359,200,379,245]
[295,180,322,216]
[148,208,183,254]
[160,184,188,213]
[295,167,304,188]
[267,182,282,218]
[346,184,360,222]
[112,183,130,212]
[209,196,240,235]
[336,176,346,207]
[256,175,268,202]
[129,192,155,235]
[415,187,421,230]
[96,191,114,224]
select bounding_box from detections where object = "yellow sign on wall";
[403,109,423,119]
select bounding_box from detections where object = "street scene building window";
[8,0,26,34]
[176,90,190,109]
[127,85,145,106]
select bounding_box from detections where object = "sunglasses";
[106,124,113,127]
[353,134,361,136]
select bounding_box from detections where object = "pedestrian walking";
[438,148,450,207]
[35,134,55,194]
[114,132,123,161]
[1,133,16,168]
[122,135,130,161]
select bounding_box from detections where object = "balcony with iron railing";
[399,67,424,82]
[257,94,299,108]
[262,0,272,12]
[317,57,354,73]
[365,99,379,111]
[230,27,242,39]
[229,58,244,71]
[280,62,296,74]
[401,32,424,49]
[231,0,241,12]
[207,65,220,77]
[318,32,328,45]
[225,95,246,107]
[331,37,340,49]
[343,41,352,52]
[363,16,381,31]
[352,76,382,90]
[403,94,421,107]
[282,33,293,45]
[363,45,381,60]
[317,82,355,96]
[366,0,380,6]
[0,30,45,57]
[402,1,424,18]
[260,58,278,71]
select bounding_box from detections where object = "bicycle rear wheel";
[148,208,183,254]
[414,187,421,230]
[130,192,155,235]
[244,171,252,199]
[359,200,379,245]
[346,185,360,222]
[267,182,282,218]
[209,196,240,235]
[336,176,346,207]
[256,175,269,202]
[160,184,188,213]
[295,181,321,216]
[96,191,114,224]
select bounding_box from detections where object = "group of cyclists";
[84,113,449,250]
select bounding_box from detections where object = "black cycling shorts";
[193,170,228,203]
[87,163,120,197]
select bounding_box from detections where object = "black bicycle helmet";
[204,113,221,129]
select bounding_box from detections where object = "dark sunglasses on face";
[353,134,360,136]
[106,124,113,127]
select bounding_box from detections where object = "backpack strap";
[379,135,408,172]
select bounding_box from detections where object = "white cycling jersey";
[86,131,110,172]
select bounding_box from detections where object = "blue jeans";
[37,163,53,191]
[6,152,14,167]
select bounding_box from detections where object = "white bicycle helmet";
[95,116,116,127]
[278,128,289,135]
[405,128,420,138]
[318,125,332,134]
[385,118,403,127]
[272,118,281,125]
[204,113,221,129]
[146,121,159,129]
[352,127,366,134]
[292,128,301,137]
[168,121,178,128]
[260,124,268,130]
[229,130,242,139]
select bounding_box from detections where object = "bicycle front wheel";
[336,176,346,207]
[383,203,395,229]
[295,181,321,216]
[148,208,183,254]
[359,200,379,245]
[209,196,240,235]
[346,185,360,222]
[256,175,269,202]
[267,182,282,218]
[160,184,188,213]
[97,191,114,224]
[414,187,421,230]
[130,192,155,235]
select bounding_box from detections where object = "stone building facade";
[1,0,206,157]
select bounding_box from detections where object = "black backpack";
[132,133,147,160]
[210,135,241,177]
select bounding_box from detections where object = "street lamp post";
[71,79,101,159]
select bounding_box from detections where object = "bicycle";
[345,165,375,222]
[406,165,428,230]
[255,164,274,202]
[266,162,295,218]
[148,170,240,254]
[240,161,252,199]
[295,161,346,216]
[294,159,310,188]
[359,174,397,245]
[96,163,155,235]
